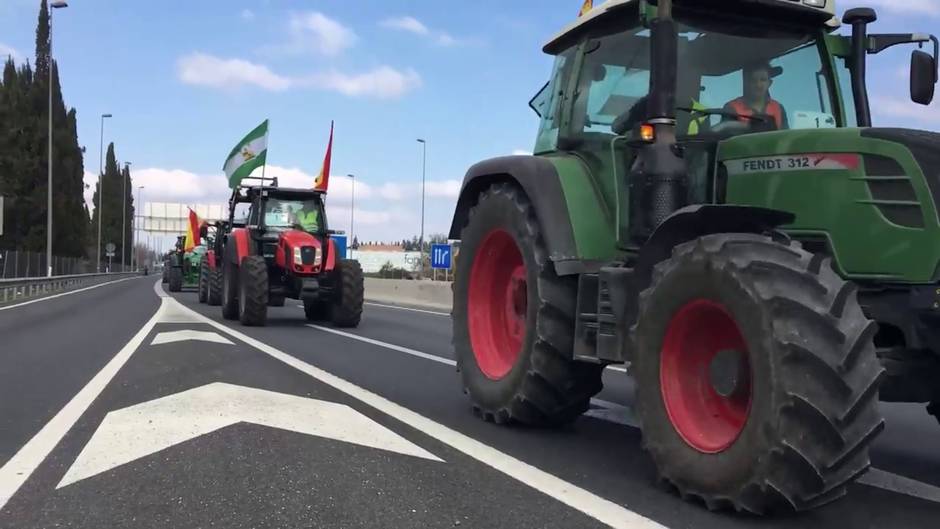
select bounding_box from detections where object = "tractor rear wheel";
[207,266,222,306]
[198,262,209,303]
[304,299,331,322]
[221,261,239,320]
[633,233,884,513]
[168,266,183,292]
[331,259,364,328]
[453,183,603,426]
[238,256,268,326]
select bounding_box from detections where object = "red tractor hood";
[279,229,321,249]
[275,229,324,275]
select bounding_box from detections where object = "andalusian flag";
[579,0,593,16]
[184,209,203,251]
[313,121,334,191]
[223,119,269,189]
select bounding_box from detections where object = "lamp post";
[122,161,131,270]
[416,138,427,278]
[347,174,355,257]
[46,0,68,277]
[96,112,112,272]
[134,185,144,271]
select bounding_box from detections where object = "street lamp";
[122,161,132,270]
[46,0,68,277]
[347,174,355,257]
[134,185,144,271]
[96,113,112,272]
[416,138,427,278]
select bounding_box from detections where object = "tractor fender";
[325,238,337,272]
[448,155,581,273]
[634,204,795,280]
[225,228,252,266]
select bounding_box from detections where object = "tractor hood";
[278,229,322,249]
[275,229,323,274]
[716,127,940,283]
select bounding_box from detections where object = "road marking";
[364,302,451,316]
[0,298,165,510]
[587,399,639,428]
[0,276,139,312]
[309,324,457,366]
[174,301,666,529]
[151,329,233,346]
[858,468,940,504]
[58,382,441,488]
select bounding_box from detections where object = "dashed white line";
[858,468,940,504]
[364,302,451,316]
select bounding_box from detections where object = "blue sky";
[1,0,938,244]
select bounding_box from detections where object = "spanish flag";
[184,209,202,251]
[579,0,593,16]
[313,121,334,192]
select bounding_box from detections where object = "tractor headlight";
[293,247,303,265]
[313,247,322,267]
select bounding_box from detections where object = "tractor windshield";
[263,197,324,233]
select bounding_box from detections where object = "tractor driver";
[287,201,321,233]
[722,62,789,130]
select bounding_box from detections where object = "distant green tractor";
[450,0,938,514]
[167,235,203,292]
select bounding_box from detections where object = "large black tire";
[633,233,884,513]
[452,183,603,426]
[268,296,286,307]
[207,266,222,306]
[221,261,239,320]
[162,267,168,284]
[238,255,268,326]
[331,259,364,328]
[304,299,331,322]
[198,262,209,303]
[168,266,183,293]
[928,402,940,426]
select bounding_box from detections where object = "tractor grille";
[861,153,924,228]
[862,129,940,226]
[300,246,317,265]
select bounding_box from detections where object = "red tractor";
[198,220,227,306]
[219,179,364,327]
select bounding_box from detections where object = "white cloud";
[511,149,530,156]
[300,66,422,99]
[83,170,97,210]
[379,15,475,47]
[177,53,290,91]
[0,42,18,60]
[240,9,255,21]
[871,95,940,124]
[288,12,357,56]
[848,0,940,16]
[380,16,429,35]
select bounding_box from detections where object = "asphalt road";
[1,278,939,528]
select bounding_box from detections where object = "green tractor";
[449,0,938,514]
[167,235,203,293]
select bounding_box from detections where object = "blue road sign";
[431,243,452,269]
[331,235,348,259]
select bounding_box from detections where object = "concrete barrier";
[364,278,452,311]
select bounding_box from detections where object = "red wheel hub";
[468,229,527,380]
[660,299,752,453]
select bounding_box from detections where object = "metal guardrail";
[0,272,140,304]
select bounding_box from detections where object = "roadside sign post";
[106,243,116,273]
[0,196,4,236]
[430,243,452,282]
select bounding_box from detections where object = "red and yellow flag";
[184,209,202,251]
[313,121,334,192]
[579,0,593,16]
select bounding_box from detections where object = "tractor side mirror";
[911,49,937,105]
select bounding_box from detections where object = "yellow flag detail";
[579,0,593,16]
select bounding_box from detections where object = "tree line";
[0,0,134,265]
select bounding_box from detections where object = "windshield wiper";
[677,107,768,123]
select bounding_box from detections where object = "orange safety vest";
[727,98,784,129]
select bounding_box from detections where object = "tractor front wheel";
[168,266,183,293]
[453,183,603,426]
[238,256,268,326]
[207,265,222,306]
[633,233,884,513]
[198,262,209,303]
[221,261,239,320]
[331,259,364,328]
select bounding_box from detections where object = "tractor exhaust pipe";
[631,0,686,239]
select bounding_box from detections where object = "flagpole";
[260,119,269,186]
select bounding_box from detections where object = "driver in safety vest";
[723,62,788,130]
[289,203,320,233]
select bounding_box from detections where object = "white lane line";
[0,276,140,312]
[0,298,166,509]
[608,365,628,373]
[858,468,940,504]
[364,302,451,316]
[151,330,233,346]
[173,302,665,529]
[307,325,632,425]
